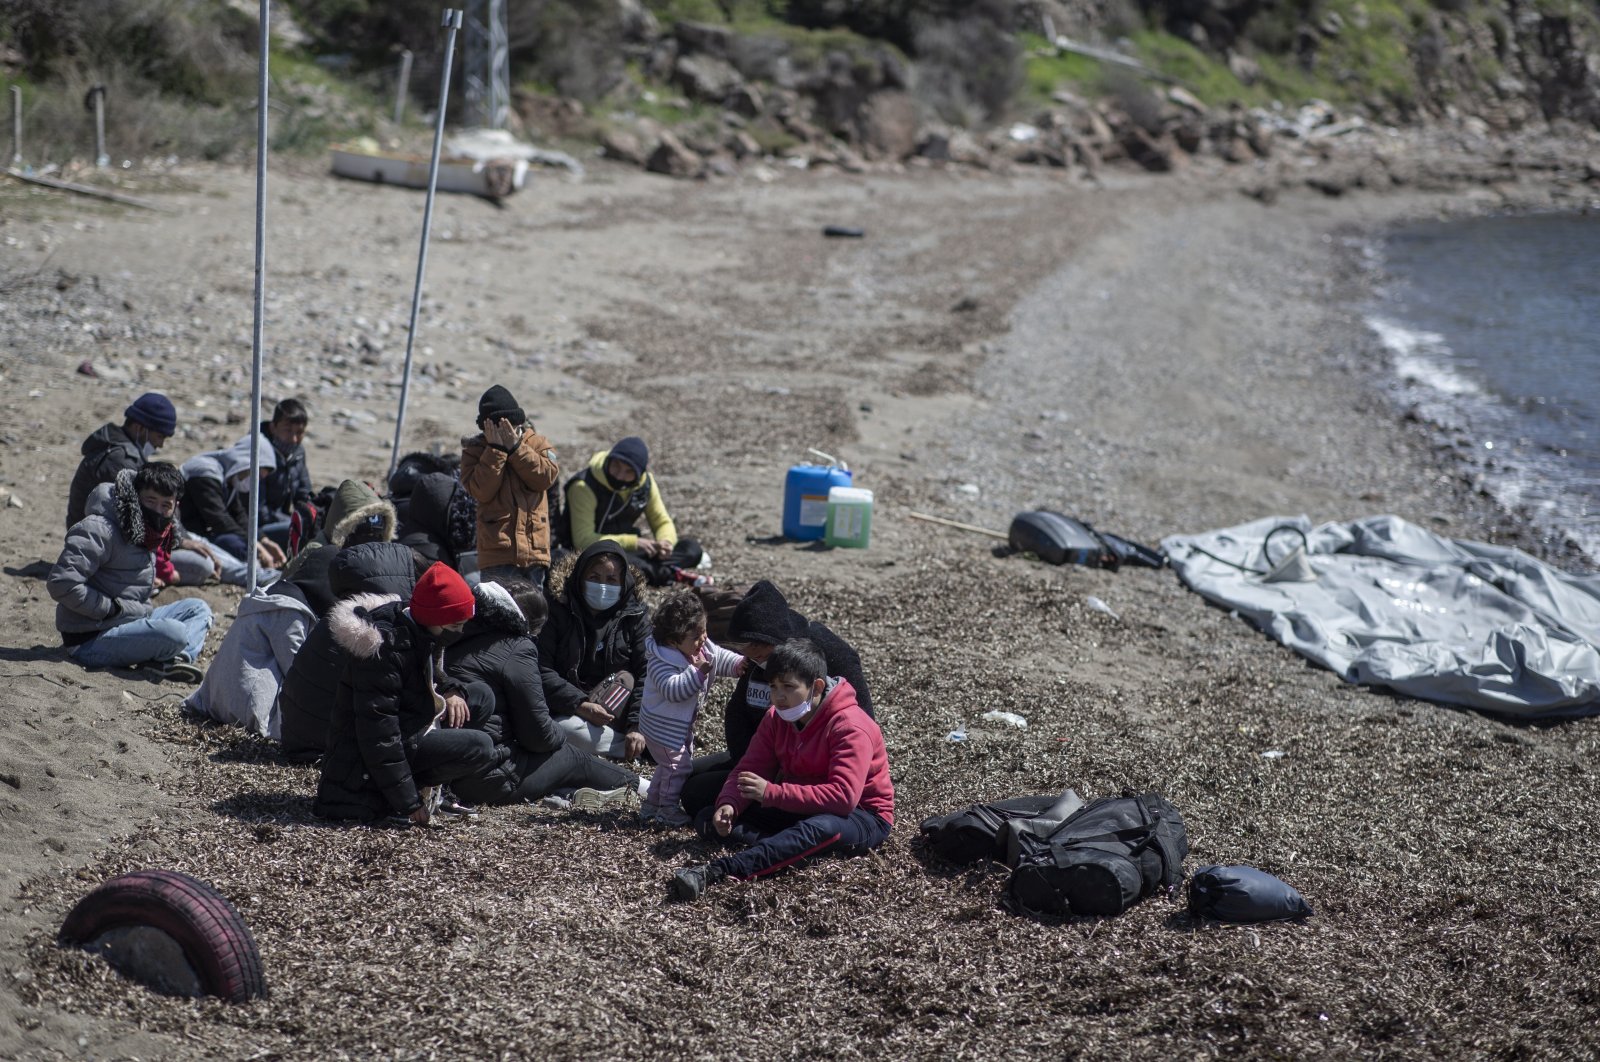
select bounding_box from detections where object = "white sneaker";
[571,785,633,811]
[696,549,713,571]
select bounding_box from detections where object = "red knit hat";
[410,562,475,626]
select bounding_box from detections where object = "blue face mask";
[583,580,621,611]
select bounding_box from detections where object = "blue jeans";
[170,534,276,588]
[71,598,214,668]
[695,804,891,881]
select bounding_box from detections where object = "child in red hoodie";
[670,638,893,901]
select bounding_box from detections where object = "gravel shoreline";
[1,160,1596,1059]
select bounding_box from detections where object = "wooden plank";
[906,511,1010,539]
[3,168,162,210]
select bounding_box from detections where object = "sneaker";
[652,805,693,830]
[437,790,479,820]
[417,785,443,823]
[639,803,659,824]
[571,785,633,812]
[669,864,727,902]
[537,793,572,811]
[696,549,713,571]
[150,659,204,684]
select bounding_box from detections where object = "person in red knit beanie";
[314,562,513,825]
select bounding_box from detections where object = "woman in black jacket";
[537,540,649,761]
[278,540,420,762]
[678,579,874,817]
[445,579,639,804]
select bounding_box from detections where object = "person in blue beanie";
[66,393,179,528]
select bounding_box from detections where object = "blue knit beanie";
[124,393,178,436]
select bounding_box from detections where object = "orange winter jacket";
[460,429,560,570]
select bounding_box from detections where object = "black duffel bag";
[1004,792,1188,919]
[918,790,1083,867]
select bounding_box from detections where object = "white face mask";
[775,697,813,723]
[583,580,621,611]
[232,474,255,496]
[139,441,158,462]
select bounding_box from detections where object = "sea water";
[1367,212,1600,559]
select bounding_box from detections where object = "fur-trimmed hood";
[322,479,398,549]
[466,580,528,637]
[87,469,169,547]
[327,592,403,660]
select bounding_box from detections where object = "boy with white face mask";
[669,638,894,902]
[66,393,180,528]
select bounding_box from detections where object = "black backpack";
[918,790,1084,867]
[1007,511,1166,570]
[1004,792,1188,920]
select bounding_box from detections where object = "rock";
[1221,136,1254,163]
[858,91,918,160]
[674,53,743,102]
[1120,126,1178,173]
[1167,87,1206,113]
[1306,175,1348,197]
[704,154,738,178]
[673,20,734,59]
[725,83,764,118]
[646,131,705,179]
[616,0,658,43]
[727,130,762,159]
[1228,52,1262,86]
[1171,117,1205,154]
[600,129,648,167]
[916,128,952,161]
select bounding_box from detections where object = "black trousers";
[410,681,502,789]
[679,750,733,817]
[510,744,638,801]
[626,538,704,587]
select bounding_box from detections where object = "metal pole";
[91,86,108,168]
[245,0,272,595]
[9,87,20,167]
[388,9,463,481]
[393,49,414,125]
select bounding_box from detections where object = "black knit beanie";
[607,436,650,477]
[727,580,806,645]
[478,385,525,427]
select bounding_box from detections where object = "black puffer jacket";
[278,542,418,763]
[722,579,874,762]
[446,582,566,755]
[397,471,460,568]
[314,597,467,821]
[66,423,142,529]
[537,540,648,735]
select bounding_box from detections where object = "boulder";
[673,20,734,58]
[675,53,743,102]
[1228,52,1262,86]
[725,83,765,118]
[1120,126,1178,172]
[646,130,704,178]
[600,128,648,167]
[858,90,918,160]
[728,130,762,159]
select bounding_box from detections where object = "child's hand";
[713,804,737,837]
[735,772,768,803]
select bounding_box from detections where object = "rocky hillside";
[1,0,1596,171]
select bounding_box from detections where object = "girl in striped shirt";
[640,591,744,827]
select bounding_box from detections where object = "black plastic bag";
[1007,511,1165,570]
[1188,864,1313,922]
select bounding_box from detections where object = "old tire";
[59,870,267,1003]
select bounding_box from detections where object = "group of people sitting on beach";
[46,386,892,900]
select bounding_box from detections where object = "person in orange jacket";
[460,385,560,589]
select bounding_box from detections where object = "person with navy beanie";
[66,393,179,528]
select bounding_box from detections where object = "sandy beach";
[1,156,1596,1059]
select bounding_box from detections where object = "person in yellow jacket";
[461,385,560,589]
[563,436,705,586]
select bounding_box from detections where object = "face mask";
[431,627,466,647]
[141,506,173,534]
[583,580,621,611]
[140,441,158,462]
[775,696,813,723]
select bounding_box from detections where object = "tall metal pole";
[393,49,414,125]
[9,87,20,167]
[388,9,463,481]
[245,0,272,595]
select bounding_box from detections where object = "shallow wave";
[1365,316,1481,397]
